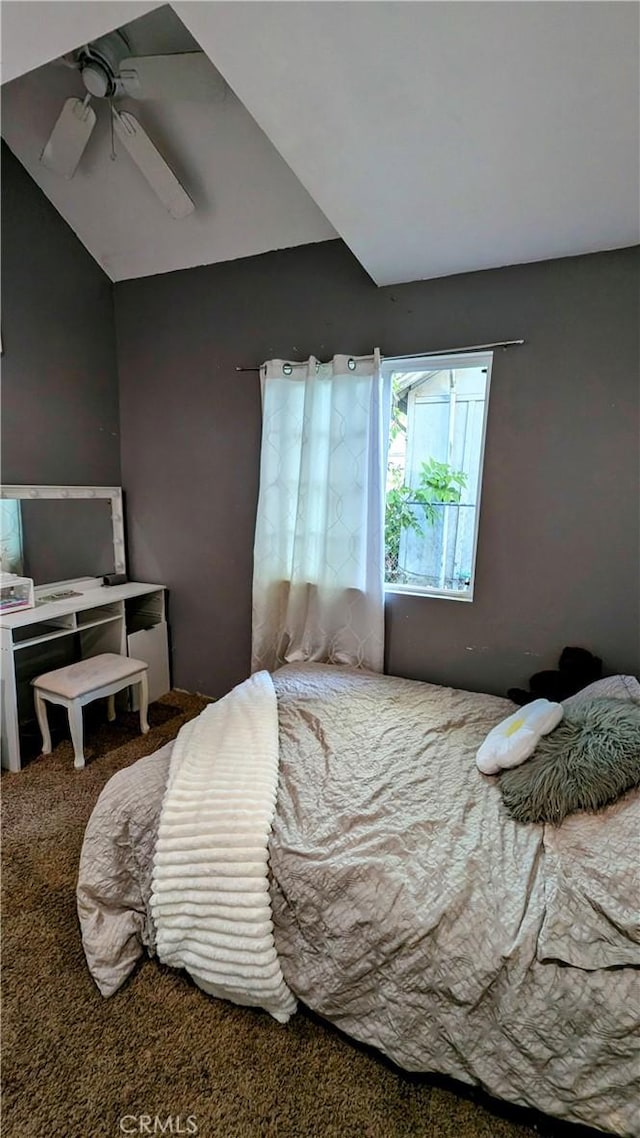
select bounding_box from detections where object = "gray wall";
[115,240,639,699]
[1,143,120,486]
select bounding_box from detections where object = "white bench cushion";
[33,653,148,700]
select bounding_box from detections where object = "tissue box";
[0,572,35,612]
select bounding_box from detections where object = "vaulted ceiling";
[2,1,638,284]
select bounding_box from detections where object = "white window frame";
[382,351,493,602]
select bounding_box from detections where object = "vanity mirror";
[0,486,126,592]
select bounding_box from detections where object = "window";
[383,351,492,600]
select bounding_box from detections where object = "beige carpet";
[1,692,599,1138]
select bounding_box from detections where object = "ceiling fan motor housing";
[78,31,130,99]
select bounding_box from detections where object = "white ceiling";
[1,1,638,286]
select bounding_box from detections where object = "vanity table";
[0,579,170,771]
[0,484,170,772]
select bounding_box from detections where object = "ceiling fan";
[40,31,227,218]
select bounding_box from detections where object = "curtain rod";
[234,339,525,372]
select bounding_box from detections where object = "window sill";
[384,585,474,603]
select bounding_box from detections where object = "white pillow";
[476,699,564,775]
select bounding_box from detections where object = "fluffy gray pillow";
[499,697,640,825]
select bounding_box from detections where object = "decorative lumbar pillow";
[499,697,640,825]
[476,698,564,775]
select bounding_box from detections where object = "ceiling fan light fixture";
[81,61,114,99]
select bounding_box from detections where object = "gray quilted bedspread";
[77,664,640,1137]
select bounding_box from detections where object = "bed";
[77,663,640,1137]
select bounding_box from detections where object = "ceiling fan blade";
[118,52,226,102]
[40,98,96,178]
[111,109,194,219]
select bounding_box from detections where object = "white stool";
[32,653,150,769]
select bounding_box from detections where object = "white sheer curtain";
[252,350,390,673]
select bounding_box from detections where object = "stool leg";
[34,692,52,755]
[68,703,86,769]
[107,695,116,722]
[138,673,150,735]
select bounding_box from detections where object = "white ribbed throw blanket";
[150,671,297,1023]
